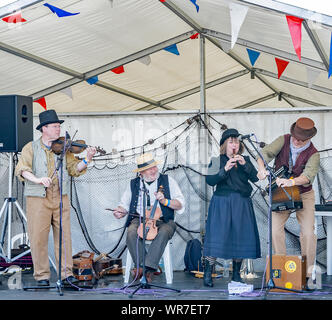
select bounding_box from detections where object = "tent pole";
[199,35,210,242]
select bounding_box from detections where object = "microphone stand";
[242,135,304,294]
[24,132,71,296]
[127,176,180,298]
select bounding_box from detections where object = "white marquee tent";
[1,0,332,272]
[0,0,332,113]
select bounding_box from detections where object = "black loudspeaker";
[0,95,33,153]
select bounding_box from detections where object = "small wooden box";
[266,254,306,292]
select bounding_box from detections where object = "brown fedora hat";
[290,117,317,141]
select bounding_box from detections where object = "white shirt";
[119,174,185,217]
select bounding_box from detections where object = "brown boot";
[145,271,153,283]
[131,267,143,279]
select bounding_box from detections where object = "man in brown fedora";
[257,117,320,289]
[113,153,185,282]
[15,109,96,287]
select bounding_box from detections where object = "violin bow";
[105,209,162,222]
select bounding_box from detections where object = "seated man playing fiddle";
[113,153,185,282]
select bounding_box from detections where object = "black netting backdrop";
[0,116,331,273]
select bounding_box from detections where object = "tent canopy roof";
[1,0,332,114]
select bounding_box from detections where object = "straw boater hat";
[290,117,317,141]
[36,109,64,130]
[133,153,160,173]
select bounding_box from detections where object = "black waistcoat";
[125,174,174,227]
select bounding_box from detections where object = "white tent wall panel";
[166,72,274,110]
[42,81,148,113]
[260,75,332,106]
[240,98,291,109]
[171,0,322,61]
[98,39,202,103]
[0,50,72,96]
[232,45,332,99]
[0,0,331,113]
[0,0,191,72]
[27,110,332,271]
[98,40,245,109]
[314,26,332,58]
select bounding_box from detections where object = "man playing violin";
[113,153,185,282]
[256,117,320,289]
[15,109,96,287]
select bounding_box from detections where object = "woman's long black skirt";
[203,192,261,259]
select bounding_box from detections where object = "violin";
[137,185,164,241]
[51,136,106,155]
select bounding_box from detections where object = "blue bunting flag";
[163,44,180,56]
[86,76,98,85]
[246,48,261,67]
[44,3,80,17]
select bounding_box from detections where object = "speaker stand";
[0,153,30,262]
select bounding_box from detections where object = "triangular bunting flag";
[138,56,151,66]
[190,33,199,39]
[111,65,125,74]
[34,97,47,110]
[275,58,289,79]
[44,3,80,17]
[189,0,199,13]
[246,48,261,66]
[86,76,99,85]
[286,15,303,61]
[163,44,180,55]
[329,33,332,79]
[60,87,73,99]
[2,12,27,23]
[306,66,320,88]
[229,2,248,49]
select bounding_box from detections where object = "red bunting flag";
[190,33,199,39]
[275,58,289,79]
[286,15,303,61]
[159,0,166,2]
[111,65,124,74]
[2,12,27,23]
[34,97,47,110]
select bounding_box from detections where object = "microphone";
[240,133,254,140]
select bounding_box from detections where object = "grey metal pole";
[199,35,210,238]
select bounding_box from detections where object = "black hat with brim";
[219,128,240,145]
[36,109,64,130]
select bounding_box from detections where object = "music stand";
[0,153,30,262]
[126,177,180,298]
[23,133,71,296]
[243,135,304,294]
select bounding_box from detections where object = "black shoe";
[63,276,79,285]
[37,279,50,286]
[203,259,213,287]
[231,260,244,283]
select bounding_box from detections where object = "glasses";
[46,124,61,129]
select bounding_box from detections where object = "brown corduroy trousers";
[26,183,73,281]
[272,189,317,276]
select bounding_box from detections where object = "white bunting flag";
[138,55,151,66]
[306,66,320,89]
[229,2,248,49]
[60,87,73,100]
